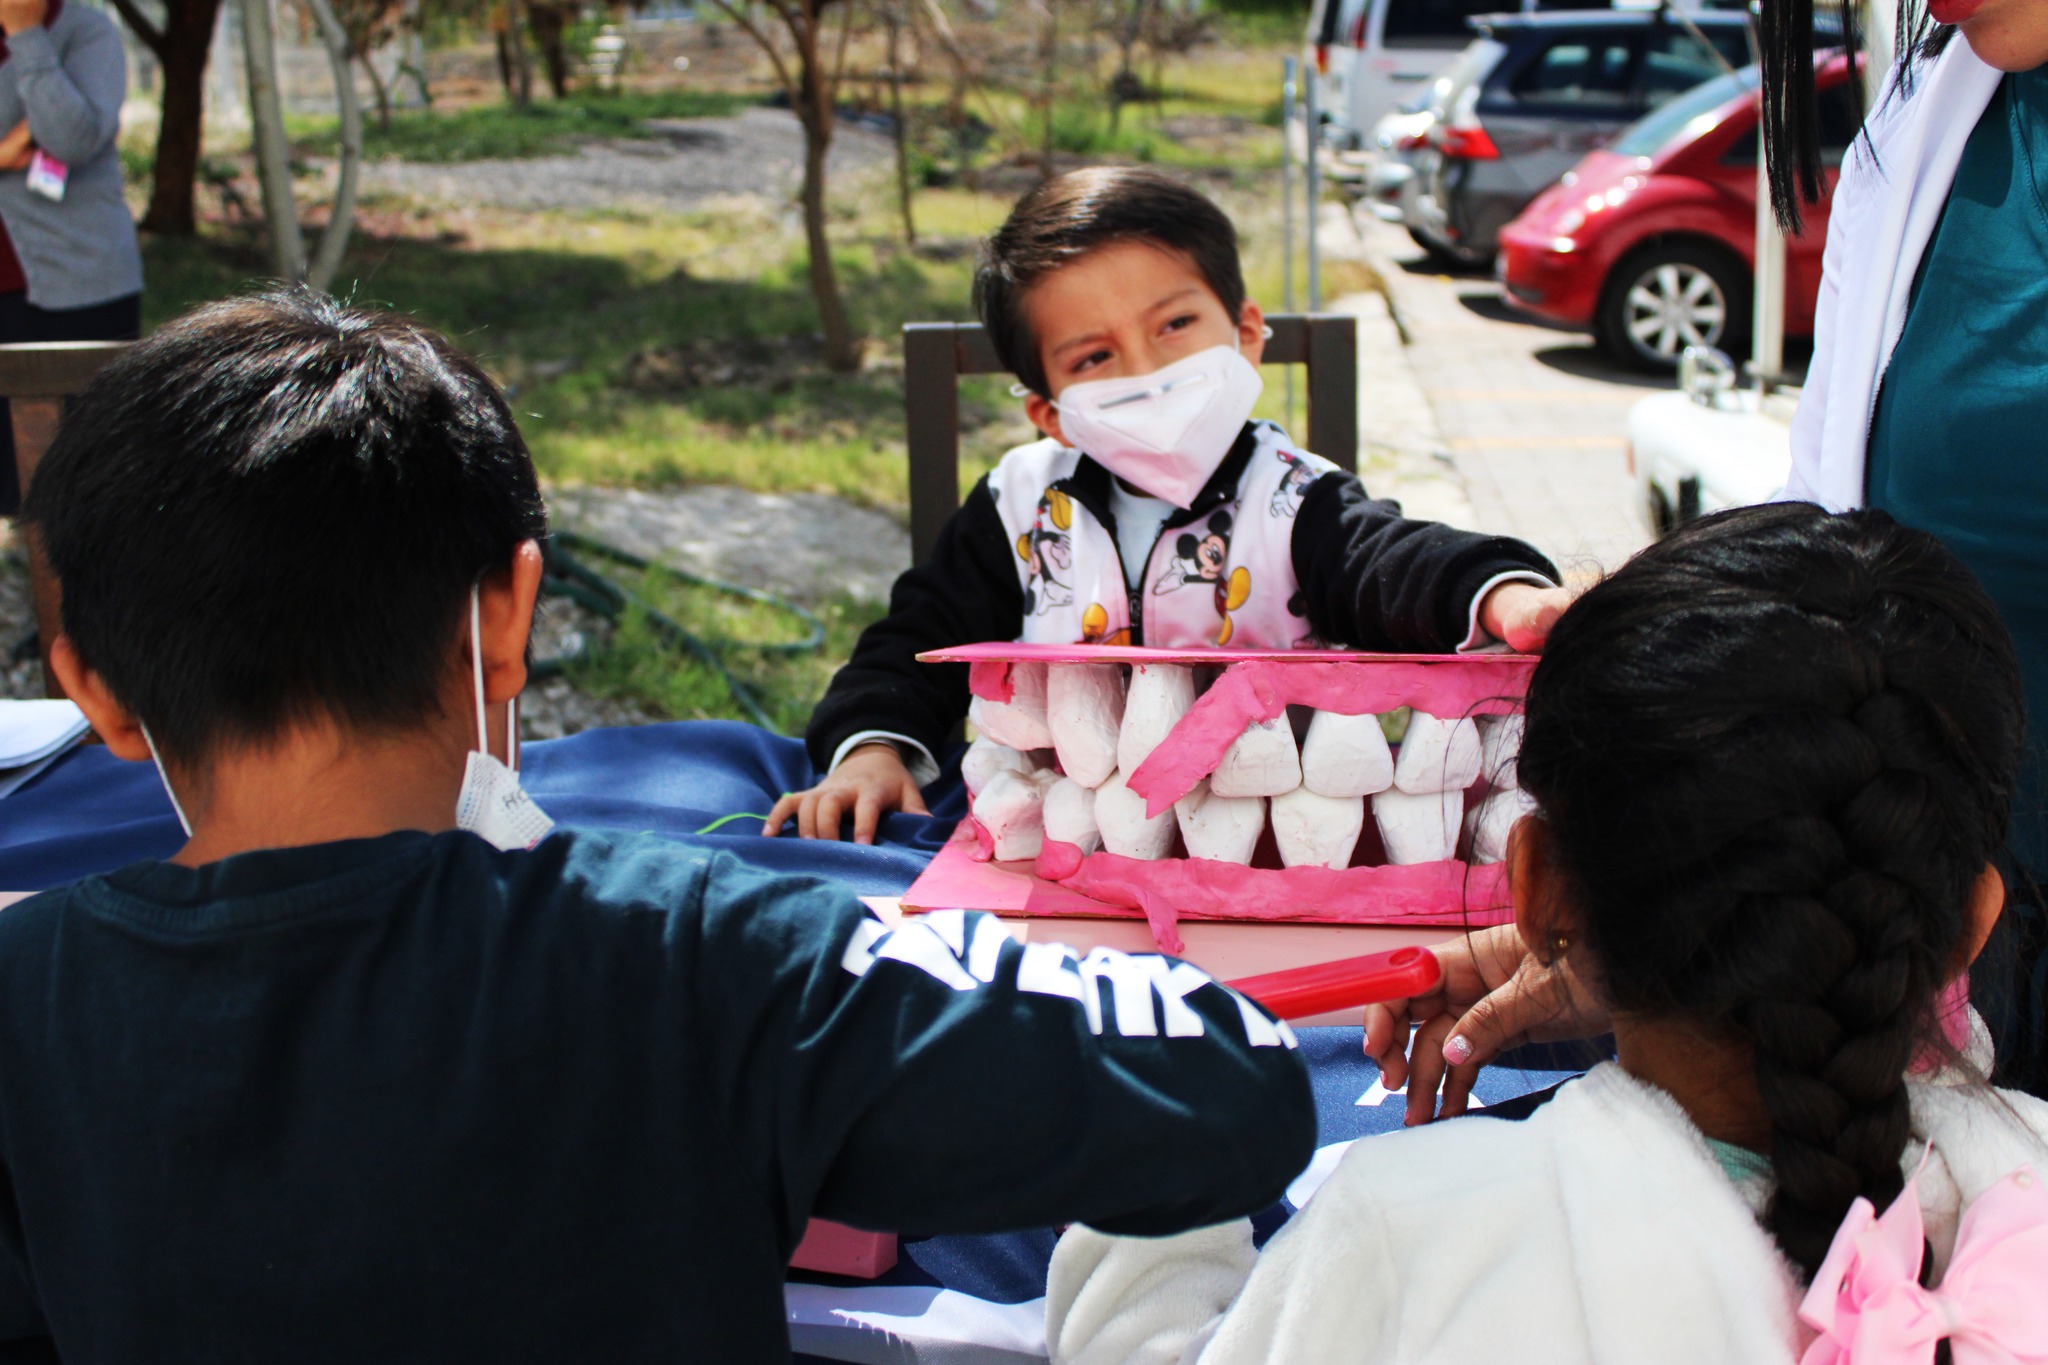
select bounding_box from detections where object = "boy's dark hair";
[973,166,1246,397]
[1517,503,2022,1283]
[23,288,547,770]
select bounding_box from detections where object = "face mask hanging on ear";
[454,586,555,852]
[139,721,193,839]
[1040,338,1266,508]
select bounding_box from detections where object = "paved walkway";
[1341,209,1655,577]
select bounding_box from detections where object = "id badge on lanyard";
[25,150,65,202]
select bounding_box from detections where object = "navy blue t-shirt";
[0,828,1313,1362]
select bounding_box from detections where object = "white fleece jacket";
[1046,1061,2048,1365]
[1785,38,2003,512]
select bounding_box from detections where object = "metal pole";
[1304,69,1321,311]
[1281,56,1297,431]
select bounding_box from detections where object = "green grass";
[562,567,887,733]
[289,89,757,163]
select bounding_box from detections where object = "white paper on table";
[0,700,90,800]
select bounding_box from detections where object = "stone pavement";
[1337,207,1656,578]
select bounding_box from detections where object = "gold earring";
[1550,932,1570,956]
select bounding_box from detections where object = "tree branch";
[704,0,799,103]
[107,0,165,57]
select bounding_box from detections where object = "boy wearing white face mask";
[778,166,1569,844]
[8,290,1319,1361]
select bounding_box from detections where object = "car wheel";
[1596,242,1750,372]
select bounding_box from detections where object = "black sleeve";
[692,871,1315,1243]
[1292,471,1560,651]
[804,477,1025,773]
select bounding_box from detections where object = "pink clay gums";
[931,645,1535,947]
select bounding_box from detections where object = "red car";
[1497,53,1860,369]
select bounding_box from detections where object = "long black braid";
[1517,503,2022,1278]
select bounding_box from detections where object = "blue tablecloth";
[0,720,970,895]
[1,719,1584,1363]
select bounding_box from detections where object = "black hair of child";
[973,166,1247,398]
[23,288,548,771]
[1516,502,2023,1282]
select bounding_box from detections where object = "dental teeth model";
[1210,717,1303,798]
[1299,710,1395,799]
[968,661,1055,751]
[1047,663,1125,789]
[1478,713,1524,790]
[1468,787,1538,865]
[1373,788,1465,864]
[1095,768,1177,860]
[961,736,1034,798]
[1117,663,1197,776]
[1173,781,1265,866]
[1391,713,1484,794]
[971,767,1058,861]
[1270,786,1365,870]
[1042,775,1103,855]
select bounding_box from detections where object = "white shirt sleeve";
[1458,569,1557,652]
[828,730,941,788]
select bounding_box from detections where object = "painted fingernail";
[1443,1035,1474,1066]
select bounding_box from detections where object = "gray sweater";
[0,2,140,310]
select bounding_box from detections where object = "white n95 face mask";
[455,587,555,852]
[1049,342,1264,507]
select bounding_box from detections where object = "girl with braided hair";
[1044,503,2048,1364]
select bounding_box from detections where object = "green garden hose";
[534,529,826,734]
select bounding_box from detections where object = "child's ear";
[46,634,152,762]
[475,540,545,706]
[1507,815,1573,963]
[1956,861,2008,974]
[1237,299,1267,367]
[1024,390,1069,447]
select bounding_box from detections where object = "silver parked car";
[1406,9,1753,267]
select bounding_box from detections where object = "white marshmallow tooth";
[971,767,1052,862]
[1299,710,1395,799]
[967,662,1055,751]
[1467,787,1537,865]
[1373,788,1465,865]
[1209,717,1302,798]
[1270,786,1365,870]
[961,736,1033,798]
[1117,663,1197,775]
[1042,776,1104,855]
[1173,781,1265,866]
[1047,663,1126,790]
[1391,713,1484,794]
[1478,713,1524,791]
[1094,769,1177,860]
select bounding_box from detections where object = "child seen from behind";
[1046,503,2048,1364]
[773,167,1570,843]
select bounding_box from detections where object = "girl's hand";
[1478,582,1574,653]
[0,121,32,173]
[0,0,46,36]
[1362,923,1608,1126]
[763,742,928,845]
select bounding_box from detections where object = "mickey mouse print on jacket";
[989,420,1330,650]
[803,420,1562,778]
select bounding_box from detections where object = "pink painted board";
[790,1220,899,1279]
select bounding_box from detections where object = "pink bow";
[1799,1163,2048,1365]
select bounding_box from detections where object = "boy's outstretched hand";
[763,742,928,844]
[1478,582,1574,653]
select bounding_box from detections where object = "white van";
[1306,0,1745,151]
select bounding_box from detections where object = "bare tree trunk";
[885,4,915,246]
[358,50,392,128]
[798,102,857,370]
[1037,0,1057,180]
[528,2,571,99]
[119,0,225,235]
[502,0,533,105]
[241,0,307,279]
[304,0,363,291]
